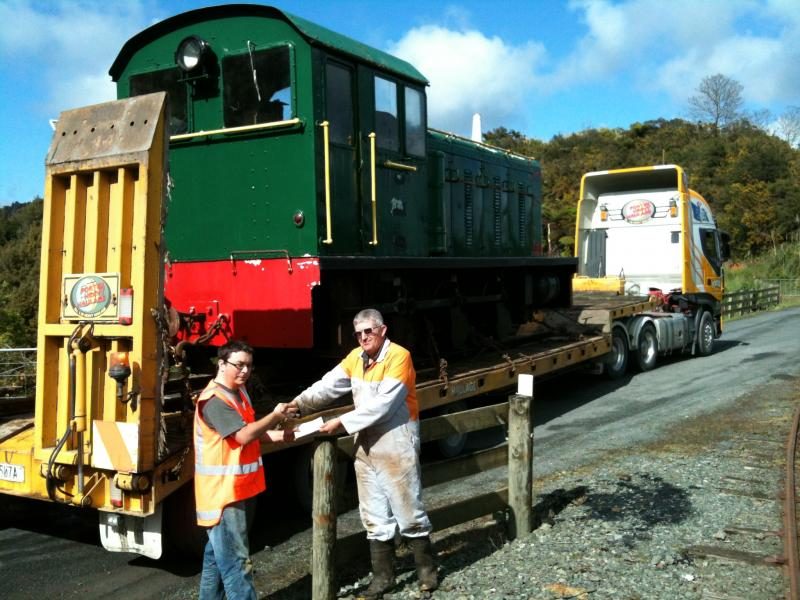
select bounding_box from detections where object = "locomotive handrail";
[319,121,334,244]
[382,159,417,172]
[168,117,302,141]
[368,132,378,246]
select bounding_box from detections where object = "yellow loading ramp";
[0,92,168,524]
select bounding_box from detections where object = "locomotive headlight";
[175,36,210,72]
[293,210,305,228]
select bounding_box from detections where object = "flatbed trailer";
[0,269,656,558]
[1,293,652,449]
[260,290,655,458]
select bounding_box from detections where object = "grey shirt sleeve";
[202,397,246,439]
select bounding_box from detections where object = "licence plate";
[0,463,24,483]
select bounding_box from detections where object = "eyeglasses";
[353,326,382,340]
[225,360,253,372]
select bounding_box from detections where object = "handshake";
[272,398,343,436]
[273,399,301,420]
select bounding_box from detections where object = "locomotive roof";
[109,4,429,85]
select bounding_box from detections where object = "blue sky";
[1,0,799,205]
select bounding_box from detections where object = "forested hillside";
[0,200,42,347]
[1,117,798,347]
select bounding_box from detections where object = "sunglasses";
[353,326,382,339]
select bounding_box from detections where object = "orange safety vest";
[340,341,418,421]
[193,380,266,527]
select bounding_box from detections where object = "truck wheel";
[604,328,628,379]
[696,311,715,356]
[633,323,658,372]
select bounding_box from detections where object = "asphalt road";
[1,307,798,599]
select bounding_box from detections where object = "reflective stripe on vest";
[194,381,266,527]
[196,508,222,523]
[195,456,264,476]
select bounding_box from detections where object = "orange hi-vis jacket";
[193,380,265,527]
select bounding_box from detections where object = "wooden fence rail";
[0,348,37,417]
[756,278,800,298]
[722,285,781,318]
[309,382,535,600]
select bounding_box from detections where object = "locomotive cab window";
[130,68,188,135]
[325,63,354,145]
[374,76,425,156]
[223,45,293,128]
[374,76,399,152]
[404,86,425,157]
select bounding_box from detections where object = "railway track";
[784,401,800,599]
[658,379,800,600]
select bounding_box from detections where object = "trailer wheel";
[633,323,658,372]
[696,311,715,356]
[604,328,628,379]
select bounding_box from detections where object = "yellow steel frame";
[572,275,625,295]
[0,93,169,515]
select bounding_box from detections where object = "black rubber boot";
[358,539,395,600]
[408,535,438,592]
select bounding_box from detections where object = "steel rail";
[784,400,800,599]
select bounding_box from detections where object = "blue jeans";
[199,499,257,600]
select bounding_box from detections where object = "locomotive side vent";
[493,176,502,246]
[465,178,474,248]
[518,186,527,246]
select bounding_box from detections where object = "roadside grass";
[721,239,800,321]
[724,238,800,292]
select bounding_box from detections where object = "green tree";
[0,199,43,347]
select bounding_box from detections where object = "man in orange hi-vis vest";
[286,308,437,599]
[194,340,294,600]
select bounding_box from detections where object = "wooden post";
[311,438,337,600]
[507,381,533,540]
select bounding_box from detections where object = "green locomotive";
[110,4,576,375]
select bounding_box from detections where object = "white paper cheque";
[294,417,324,439]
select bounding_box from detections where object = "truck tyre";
[633,323,658,372]
[604,328,628,379]
[696,311,715,356]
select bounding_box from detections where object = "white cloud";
[0,0,151,114]
[556,0,800,108]
[388,25,546,135]
[547,0,739,89]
